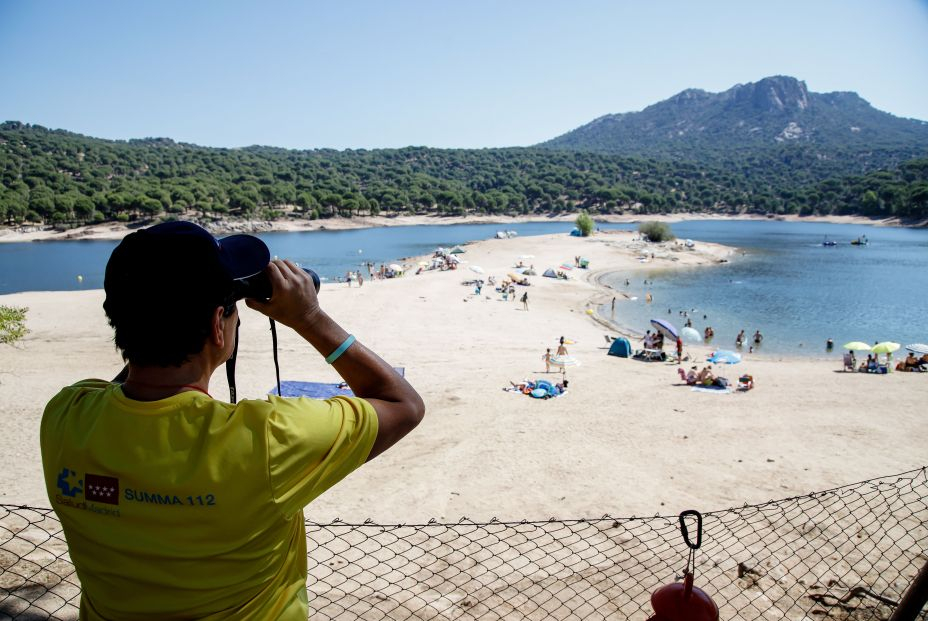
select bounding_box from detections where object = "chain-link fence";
[2,468,927,620]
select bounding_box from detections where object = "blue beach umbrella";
[650,318,679,340]
[707,350,741,364]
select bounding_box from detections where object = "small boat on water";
[822,236,837,247]
[851,235,869,246]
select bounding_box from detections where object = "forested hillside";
[1,121,927,226]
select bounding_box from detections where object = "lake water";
[1,219,926,358]
[0,221,594,293]
[596,220,928,358]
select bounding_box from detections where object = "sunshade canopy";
[871,342,901,354]
[650,318,679,340]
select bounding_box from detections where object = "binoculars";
[232,267,321,301]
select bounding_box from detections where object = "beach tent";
[569,228,582,237]
[579,257,590,268]
[608,338,632,358]
[450,246,465,254]
[543,268,558,278]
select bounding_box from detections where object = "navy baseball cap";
[104,221,270,312]
[140,221,270,281]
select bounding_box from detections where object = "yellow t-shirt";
[40,380,378,620]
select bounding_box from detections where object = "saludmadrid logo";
[55,467,121,517]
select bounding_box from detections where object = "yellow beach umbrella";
[842,341,872,351]
[871,342,900,354]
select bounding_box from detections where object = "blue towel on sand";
[690,385,731,394]
[272,381,354,399]
[269,368,405,398]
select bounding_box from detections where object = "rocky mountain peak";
[729,76,810,113]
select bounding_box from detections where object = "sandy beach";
[1,230,926,524]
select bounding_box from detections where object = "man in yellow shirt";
[41,221,425,620]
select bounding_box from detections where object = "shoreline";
[0,211,917,244]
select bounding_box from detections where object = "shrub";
[0,306,29,345]
[575,211,594,237]
[639,221,675,242]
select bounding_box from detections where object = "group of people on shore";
[896,352,928,372]
[682,365,730,388]
[845,349,927,373]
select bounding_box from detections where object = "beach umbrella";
[549,355,580,368]
[842,341,872,351]
[450,246,465,254]
[681,327,702,343]
[707,350,741,364]
[468,265,485,274]
[388,263,403,272]
[905,343,928,355]
[650,318,680,340]
[871,342,900,354]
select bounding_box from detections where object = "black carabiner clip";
[679,510,702,550]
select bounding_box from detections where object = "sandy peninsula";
[1,230,926,524]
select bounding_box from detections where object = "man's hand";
[245,260,321,328]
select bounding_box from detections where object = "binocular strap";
[225,318,283,404]
[226,318,241,404]
[269,318,282,397]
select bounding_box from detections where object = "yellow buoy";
[585,309,594,315]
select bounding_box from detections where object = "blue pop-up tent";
[608,338,632,358]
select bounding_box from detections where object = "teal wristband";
[326,334,356,364]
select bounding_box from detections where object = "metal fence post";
[889,559,928,621]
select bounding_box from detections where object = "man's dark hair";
[104,232,235,367]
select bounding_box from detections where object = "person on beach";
[697,366,715,385]
[40,222,425,620]
[543,348,552,373]
[521,291,529,311]
[704,326,714,342]
[753,330,763,345]
[557,337,569,357]
[358,272,364,287]
[896,353,919,372]
[676,337,683,362]
[736,330,745,347]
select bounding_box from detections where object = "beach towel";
[690,385,731,394]
[270,368,405,398]
[503,380,568,399]
[274,381,354,398]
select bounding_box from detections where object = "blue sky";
[1,0,927,150]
